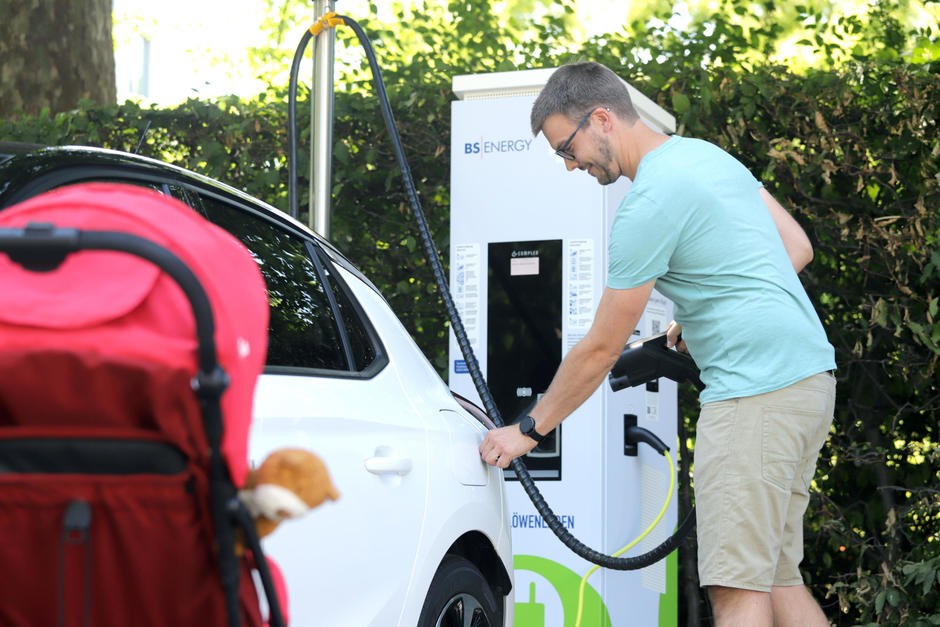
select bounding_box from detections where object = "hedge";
[1,56,937,625]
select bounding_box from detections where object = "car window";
[8,168,383,376]
[56,177,188,203]
[318,258,377,371]
[195,194,349,371]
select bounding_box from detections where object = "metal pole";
[310,0,335,237]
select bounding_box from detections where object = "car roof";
[0,142,378,291]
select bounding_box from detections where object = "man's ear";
[593,107,614,134]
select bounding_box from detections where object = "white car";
[0,142,515,627]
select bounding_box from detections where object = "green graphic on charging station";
[514,551,677,627]
[513,555,611,627]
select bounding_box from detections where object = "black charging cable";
[288,27,315,220]
[289,14,695,571]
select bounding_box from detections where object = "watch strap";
[520,415,546,444]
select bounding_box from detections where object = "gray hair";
[530,62,639,136]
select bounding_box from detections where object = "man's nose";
[564,158,578,172]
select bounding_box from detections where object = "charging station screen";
[487,239,563,480]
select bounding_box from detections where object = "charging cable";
[287,13,695,572]
[574,431,676,627]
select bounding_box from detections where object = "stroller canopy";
[0,182,268,486]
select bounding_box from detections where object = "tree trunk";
[0,0,116,119]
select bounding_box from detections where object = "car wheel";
[417,555,503,627]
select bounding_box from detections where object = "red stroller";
[0,183,285,627]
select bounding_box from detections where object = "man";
[478,62,837,626]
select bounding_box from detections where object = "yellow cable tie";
[308,12,345,37]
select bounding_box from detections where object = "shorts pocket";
[761,408,820,492]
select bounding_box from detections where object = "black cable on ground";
[295,14,695,570]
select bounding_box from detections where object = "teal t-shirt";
[607,135,836,403]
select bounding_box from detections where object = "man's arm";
[479,280,655,468]
[760,187,813,272]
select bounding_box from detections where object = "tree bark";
[0,0,116,119]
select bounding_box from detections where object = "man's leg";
[770,374,836,626]
[695,373,836,625]
[706,585,828,626]
[770,585,829,626]
[694,396,785,609]
[708,586,772,627]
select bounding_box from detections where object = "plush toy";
[238,448,339,543]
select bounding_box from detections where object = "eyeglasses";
[554,107,608,160]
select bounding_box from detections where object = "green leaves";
[903,557,940,597]
[670,91,691,115]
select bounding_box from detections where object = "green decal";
[658,545,678,627]
[516,582,545,626]
[513,555,612,627]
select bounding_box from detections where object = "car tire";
[417,555,503,627]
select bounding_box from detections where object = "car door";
[191,191,431,627]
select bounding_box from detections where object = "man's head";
[531,62,640,185]
[530,62,639,137]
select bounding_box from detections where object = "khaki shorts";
[694,371,836,592]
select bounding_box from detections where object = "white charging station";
[448,68,680,627]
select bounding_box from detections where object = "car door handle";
[365,447,412,476]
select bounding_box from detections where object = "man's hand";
[666,320,688,353]
[479,424,538,469]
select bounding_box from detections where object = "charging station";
[448,68,680,626]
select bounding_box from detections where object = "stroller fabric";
[0,183,270,626]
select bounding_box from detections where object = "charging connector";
[625,422,669,456]
[609,332,704,392]
[624,415,670,456]
[623,414,638,456]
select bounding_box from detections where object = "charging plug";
[623,415,669,456]
[623,414,638,456]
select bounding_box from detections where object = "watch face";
[520,415,535,434]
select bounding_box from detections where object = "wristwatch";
[518,415,546,445]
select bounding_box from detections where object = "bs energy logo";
[463,137,533,156]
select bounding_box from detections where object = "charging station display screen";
[487,239,563,480]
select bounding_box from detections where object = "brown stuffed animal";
[239,448,339,543]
